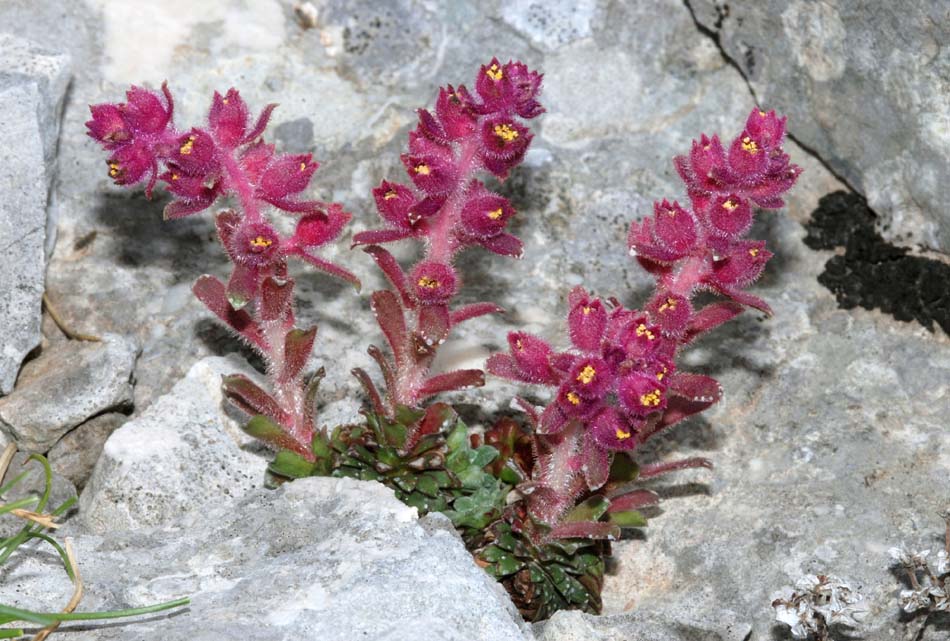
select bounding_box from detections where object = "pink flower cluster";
[351,59,544,413]
[86,85,359,457]
[629,109,802,315]
[86,85,358,309]
[489,108,801,525]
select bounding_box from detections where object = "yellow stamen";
[383,189,398,200]
[635,323,655,341]
[414,163,431,176]
[299,162,307,171]
[722,199,738,211]
[486,63,503,81]
[249,236,272,248]
[656,366,667,381]
[566,391,581,406]
[749,248,759,257]
[417,276,440,289]
[582,305,591,315]
[758,109,766,116]
[171,173,179,181]
[179,135,196,155]
[493,123,519,143]
[487,207,504,220]
[658,296,677,313]
[576,365,597,385]
[615,428,632,440]
[223,98,229,105]
[108,162,120,178]
[741,136,759,154]
[640,389,662,407]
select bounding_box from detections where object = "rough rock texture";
[48,412,127,491]
[689,0,950,252]
[2,478,530,641]
[0,334,138,452]
[0,0,946,639]
[536,609,750,641]
[80,356,269,533]
[0,34,71,394]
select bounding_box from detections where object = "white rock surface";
[79,356,269,533]
[0,333,138,452]
[4,478,531,641]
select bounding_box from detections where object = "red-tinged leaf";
[486,353,522,381]
[192,275,264,349]
[418,304,450,347]
[222,374,288,425]
[581,437,611,491]
[281,327,317,383]
[302,367,326,430]
[363,245,411,306]
[351,367,387,416]
[479,232,523,258]
[639,457,713,479]
[607,489,660,513]
[240,102,277,145]
[405,402,457,452]
[351,228,415,247]
[371,290,409,368]
[417,369,485,400]
[549,521,621,541]
[450,302,504,325]
[163,196,212,220]
[513,396,540,427]
[668,373,722,404]
[366,345,396,406]
[260,277,295,324]
[712,284,772,315]
[683,301,744,342]
[292,249,361,291]
[260,196,327,216]
[242,415,311,458]
[226,263,260,310]
[215,209,241,250]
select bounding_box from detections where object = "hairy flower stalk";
[352,58,543,414]
[489,108,802,533]
[87,85,358,460]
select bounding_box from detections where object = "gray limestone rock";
[2,478,531,641]
[79,356,269,533]
[0,333,138,452]
[0,35,71,394]
[48,411,127,491]
[689,0,950,252]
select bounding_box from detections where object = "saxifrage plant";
[87,61,801,621]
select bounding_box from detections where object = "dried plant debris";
[803,191,950,334]
[771,574,865,640]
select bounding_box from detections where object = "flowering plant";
[88,67,800,620]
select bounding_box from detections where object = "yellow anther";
[576,365,597,385]
[582,305,591,315]
[658,297,677,312]
[615,428,632,440]
[487,207,504,220]
[299,162,307,171]
[222,98,229,105]
[179,135,196,155]
[722,199,738,211]
[635,323,655,341]
[417,276,440,289]
[741,136,759,154]
[249,236,273,248]
[414,163,431,176]
[493,123,519,143]
[640,389,662,407]
[566,391,581,406]
[749,248,759,257]
[758,109,766,116]
[108,162,120,178]
[486,63,503,81]
[383,190,398,200]
[171,173,179,181]
[656,366,667,381]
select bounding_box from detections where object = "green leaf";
[414,474,441,498]
[608,455,639,483]
[268,450,317,479]
[563,496,610,523]
[607,510,647,527]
